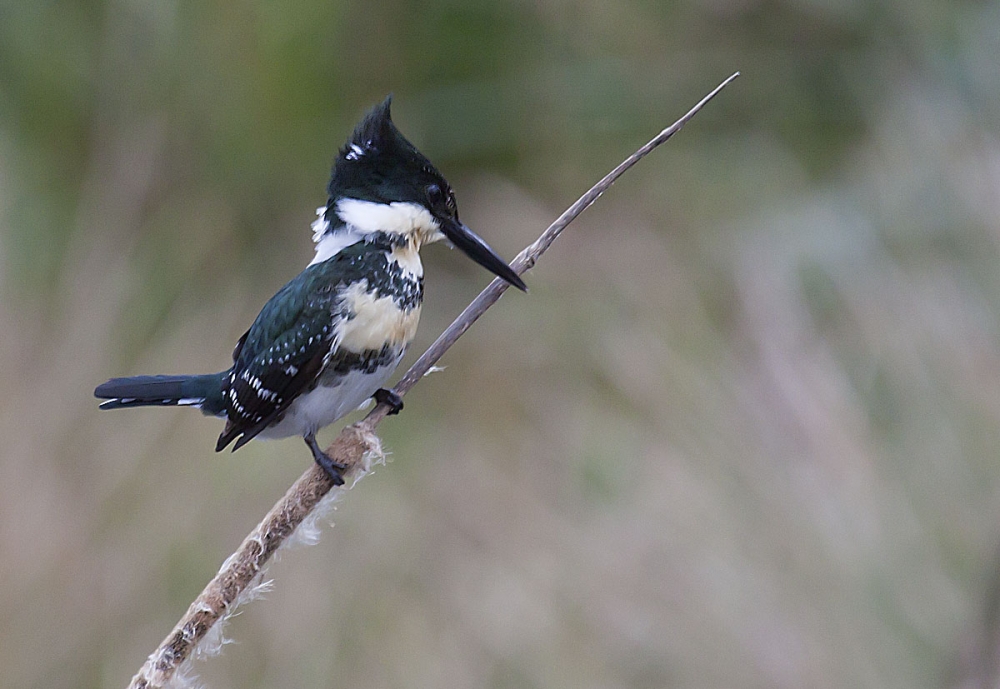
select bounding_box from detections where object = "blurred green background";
[3,0,1000,687]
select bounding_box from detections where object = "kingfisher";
[94,97,526,484]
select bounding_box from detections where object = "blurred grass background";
[3,0,1000,687]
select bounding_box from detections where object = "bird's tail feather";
[94,372,228,416]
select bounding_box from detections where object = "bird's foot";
[374,388,404,415]
[304,433,346,485]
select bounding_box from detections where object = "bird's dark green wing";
[216,258,346,451]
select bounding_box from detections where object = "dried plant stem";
[127,72,739,689]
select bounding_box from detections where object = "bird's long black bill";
[441,218,527,291]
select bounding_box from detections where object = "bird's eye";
[425,184,444,207]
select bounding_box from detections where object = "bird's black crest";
[327,96,451,207]
[342,96,397,159]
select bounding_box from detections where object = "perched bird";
[95,97,526,484]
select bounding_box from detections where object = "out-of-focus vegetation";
[3,1,1000,687]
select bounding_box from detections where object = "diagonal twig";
[127,71,740,689]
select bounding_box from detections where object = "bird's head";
[313,97,526,291]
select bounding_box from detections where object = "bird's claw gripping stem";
[374,388,404,415]
[305,433,346,485]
